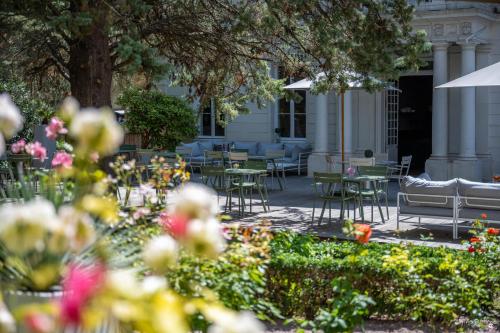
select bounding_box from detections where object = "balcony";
[408,0,497,11]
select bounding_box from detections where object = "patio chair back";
[349,157,375,167]
[325,155,342,172]
[136,149,155,165]
[244,160,267,171]
[400,155,412,176]
[358,166,388,177]
[228,151,248,162]
[265,150,285,160]
[204,150,224,163]
[175,146,193,162]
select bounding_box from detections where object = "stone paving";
[122,173,483,249]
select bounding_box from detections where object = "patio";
[186,173,472,249]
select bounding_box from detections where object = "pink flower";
[10,139,25,154]
[25,141,47,161]
[24,313,55,333]
[159,212,189,238]
[45,117,68,140]
[347,166,356,177]
[60,263,106,325]
[90,151,99,163]
[51,151,73,169]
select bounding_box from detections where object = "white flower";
[169,184,219,220]
[59,96,79,120]
[0,198,61,255]
[106,269,143,299]
[0,93,23,139]
[184,218,226,258]
[208,311,264,333]
[57,206,96,252]
[69,108,123,156]
[141,276,167,295]
[143,235,179,272]
[0,301,15,333]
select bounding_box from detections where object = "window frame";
[278,82,307,139]
[199,99,225,138]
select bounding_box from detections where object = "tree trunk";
[68,5,112,108]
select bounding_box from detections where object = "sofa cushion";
[401,176,457,208]
[257,143,283,156]
[291,143,312,161]
[233,141,258,156]
[181,142,201,156]
[284,142,311,158]
[458,178,500,210]
[399,204,454,218]
[213,143,231,152]
[197,141,214,153]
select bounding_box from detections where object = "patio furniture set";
[398,176,500,239]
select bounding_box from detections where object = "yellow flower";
[80,195,119,224]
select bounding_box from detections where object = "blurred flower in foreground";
[169,183,219,220]
[353,223,372,244]
[52,151,73,169]
[206,309,264,333]
[0,93,23,138]
[25,141,47,161]
[143,235,179,272]
[45,117,68,140]
[10,138,26,153]
[0,299,15,333]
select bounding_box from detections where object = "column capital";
[432,41,450,50]
[457,41,480,50]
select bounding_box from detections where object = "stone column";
[425,42,451,180]
[308,93,329,176]
[338,91,352,156]
[459,42,477,158]
[452,42,481,181]
[314,93,329,153]
[431,42,449,157]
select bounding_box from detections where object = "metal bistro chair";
[228,151,248,167]
[265,149,286,189]
[204,150,225,166]
[349,157,376,168]
[243,160,270,212]
[136,149,155,179]
[200,165,232,207]
[358,165,390,220]
[388,155,412,186]
[312,172,359,225]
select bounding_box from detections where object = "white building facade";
[163,0,500,181]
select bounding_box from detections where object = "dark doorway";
[398,75,433,174]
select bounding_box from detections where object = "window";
[278,68,306,138]
[201,100,225,137]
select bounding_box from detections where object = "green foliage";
[0,80,51,141]
[268,232,500,329]
[166,225,280,328]
[118,88,198,150]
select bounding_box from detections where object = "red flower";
[468,246,475,253]
[353,224,372,244]
[487,228,499,236]
[60,263,106,325]
[159,212,189,238]
[481,213,488,220]
[470,237,481,243]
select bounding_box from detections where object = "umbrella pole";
[341,91,345,174]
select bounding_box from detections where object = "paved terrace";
[124,174,485,249]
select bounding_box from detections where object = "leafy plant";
[118,88,198,150]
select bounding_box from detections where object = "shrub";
[268,232,500,328]
[118,88,198,150]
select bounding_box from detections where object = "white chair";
[389,155,412,185]
[374,152,389,163]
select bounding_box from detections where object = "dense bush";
[0,79,51,141]
[118,88,198,150]
[268,232,500,328]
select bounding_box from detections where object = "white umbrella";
[284,72,397,170]
[436,61,500,88]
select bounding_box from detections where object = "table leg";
[272,160,283,191]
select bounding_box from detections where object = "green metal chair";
[200,165,231,209]
[312,172,358,224]
[204,150,225,166]
[243,160,270,212]
[358,166,390,220]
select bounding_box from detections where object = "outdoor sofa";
[179,139,312,175]
[397,176,500,239]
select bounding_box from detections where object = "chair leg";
[371,199,374,223]
[318,200,327,225]
[312,197,316,223]
[385,196,389,221]
[328,200,332,223]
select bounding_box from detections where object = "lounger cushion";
[257,143,283,156]
[457,178,500,210]
[284,142,311,158]
[233,141,258,156]
[190,156,205,164]
[291,143,312,161]
[399,204,454,218]
[181,142,201,156]
[459,208,500,221]
[401,176,457,208]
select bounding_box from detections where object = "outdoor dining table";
[225,168,268,215]
[342,174,387,223]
